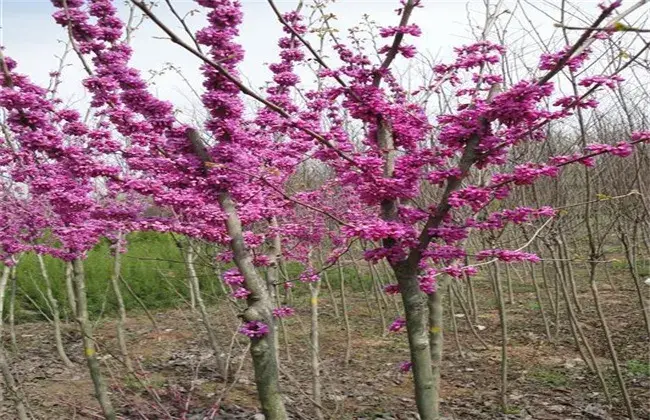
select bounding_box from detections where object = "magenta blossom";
[273,306,296,318]
[399,361,413,373]
[231,287,251,300]
[389,317,407,333]
[223,268,245,286]
[299,268,320,283]
[384,284,401,295]
[239,321,269,338]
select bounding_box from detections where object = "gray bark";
[37,255,74,368]
[72,258,116,420]
[183,242,226,376]
[109,234,132,372]
[394,263,436,420]
[187,127,287,419]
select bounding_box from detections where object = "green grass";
[6,232,224,321]
[3,232,380,322]
[609,258,650,276]
[529,368,569,387]
[526,301,541,311]
[503,406,522,415]
[626,359,650,377]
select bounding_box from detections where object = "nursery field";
[1,243,648,419]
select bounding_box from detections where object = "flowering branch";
[130,0,358,166]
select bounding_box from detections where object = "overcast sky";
[0,0,643,120]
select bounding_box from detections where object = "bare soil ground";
[0,283,648,419]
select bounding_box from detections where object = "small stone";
[583,403,611,420]
[252,414,265,420]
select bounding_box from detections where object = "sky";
[0,0,645,121]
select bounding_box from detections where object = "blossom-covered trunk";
[266,217,282,367]
[187,128,287,418]
[218,192,287,419]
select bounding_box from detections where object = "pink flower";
[239,321,269,338]
[273,306,295,318]
[384,284,401,295]
[223,268,245,286]
[299,268,320,283]
[389,317,407,332]
[399,361,413,373]
[231,287,251,299]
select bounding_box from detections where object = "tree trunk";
[65,262,77,318]
[491,263,509,413]
[72,258,116,420]
[267,218,283,367]
[119,274,159,332]
[588,262,636,419]
[309,281,324,420]
[351,258,374,316]
[620,231,650,337]
[0,342,29,420]
[0,266,10,331]
[447,281,463,357]
[427,283,443,416]
[527,261,552,341]
[37,255,74,368]
[184,242,226,376]
[317,251,339,320]
[368,261,388,335]
[109,233,132,372]
[188,128,286,419]
[218,192,287,420]
[8,262,18,353]
[338,260,352,366]
[394,263,436,420]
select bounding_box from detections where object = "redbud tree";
[1,0,649,419]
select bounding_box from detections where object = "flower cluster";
[239,321,269,338]
[273,306,296,318]
[399,361,413,373]
[384,284,401,295]
[389,317,407,332]
[299,268,320,283]
[231,287,251,300]
[223,268,245,286]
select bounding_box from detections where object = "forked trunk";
[188,128,286,419]
[219,192,287,419]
